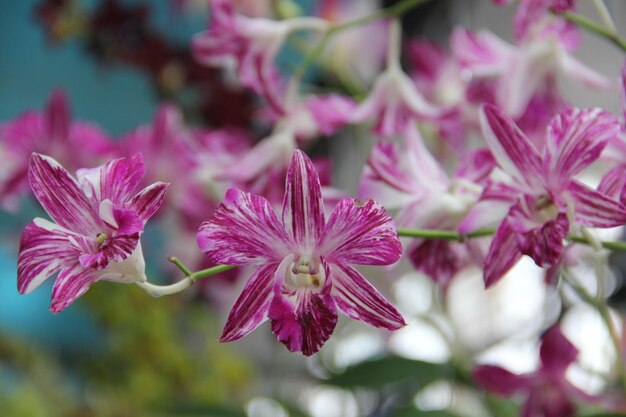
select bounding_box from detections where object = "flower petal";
[320,198,402,266]
[50,265,100,314]
[540,325,578,374]
[128,182,169,222]
[197,188,290,265]
[451,28,512,76]
[544,108,619,188]
[220,263,278,342]
[282,150,325,250]
[268,256,337,356]
[45,89,70,140]
[484,220,523,288]
[559,52,614,91]
[409,240,464,287]
[473,365,530,396]
[568,180,626,228]
[331,263,405,330]
[77,153,146,206]
[29,153,99,235]
[480,104,544,188]
[17,219,76,294]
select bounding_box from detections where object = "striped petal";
[197,188,290,265]
[17,219,76,294]
[319,198,402,266]
[77,153,146,205]
[28,153,99,236]
[480,104,543,189]
[128,182,169,222]
[268,256,337,356]
[330,263,405,330]
[544,108,619,189]
[484,220,523,288]
[50,265,100,314]
[220,263,278,342]
[282,150,325,250]
[567,180,626,228]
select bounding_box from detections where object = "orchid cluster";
[9,0,626,416]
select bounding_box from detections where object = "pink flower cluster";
[9,0,626,412]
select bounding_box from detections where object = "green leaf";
[388,407,461,417]
[156,403,247,417]
[325,356,453,388]
[578,414,626,417]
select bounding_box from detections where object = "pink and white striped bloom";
[197,150,405,355]
[451,24,612,119]
[461,104,626,287]
[351,20,450,137]
[473,326,592,417]
[17,153,168,313]
[360,126,495,286]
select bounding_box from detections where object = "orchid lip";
[287,254,326,289]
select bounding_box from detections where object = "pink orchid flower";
[17,153,168,313]
[192,0,327,115]
[461,104,626,287]
[360,126,495,286]
[351,20,450,137]
[473,326,592,417]
[197,150,405,356]
[0,90,115,210]
[451,24,611,119]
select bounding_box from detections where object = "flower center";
[535,195,559,223]
[288,255,326,289]
[96,233,108,245]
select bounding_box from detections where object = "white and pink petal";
[330,263,405,330]
[197,188,291,265]
[220,263,278,342]
[319,198,402,266]
[282,150,325,250]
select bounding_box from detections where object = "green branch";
[397,227,626,252]
[291,0,434,85]
[561,11,626,52]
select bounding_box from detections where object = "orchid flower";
[197,150,405,355]
[461,104,625,287]
[451,23,612,119]
[223,93,354,205]
[192,0,327,115]
[17,153,168,313]
[0,90,115,210]
[351,20,450,137]
[473,326,593,417]
[360,126,494,286]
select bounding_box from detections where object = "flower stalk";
[397,227,626,252]
[561,270,626,391]
[135,257,235,297]
[561,10,626,52]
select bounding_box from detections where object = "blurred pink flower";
[0,90,115,210]
[474,326,591,417]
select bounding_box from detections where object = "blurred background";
[1,1,626,416]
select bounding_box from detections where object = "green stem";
[168,256,235,282]
[190,264,237,281]
[561,11,626,52]
[397,227,626,253]
[291,0,434,85]
[561,271,626,391]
